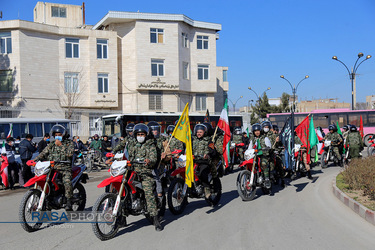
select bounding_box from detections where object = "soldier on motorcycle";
[324,124,343,166]
[112,123,136,154]
[294,129,313,180]
[127,123,163,231]
[34,125,75,210]
[166,125,184,152]
[345,125,364,159]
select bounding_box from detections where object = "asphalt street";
[0,165,375,250]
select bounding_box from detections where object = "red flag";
[295,115,310,162]
[360,115,364,139]
[0,155,9,188]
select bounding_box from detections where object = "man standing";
[19,134,37,185]
[345,125,364,159]
[37,133,50,153]
[5,137,18,189]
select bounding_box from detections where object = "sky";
[1,0,375,109]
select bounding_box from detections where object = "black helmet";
[133,123,149,136]
[147,121,161,138]
[342,125,349,131]
[316,126,323,132]
[193,124,207,136]
[126,123,135,133]
[234,127,242,135]
[203,122,214,136]
[51,124,68,138]
[252,123,262,135]
[350,125,357,132]
[167,125,175,134]
[328,124,337,132]
[272,124,279,132]
[261,120,272,129]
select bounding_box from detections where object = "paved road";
[1,165,375,250]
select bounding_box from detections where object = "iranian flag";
[1,142,9,188]
[7,124,13,138]
[316,129,324,154]
[217,99,231,168]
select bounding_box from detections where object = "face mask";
[55,136,63,141]
[137,136,145,143]
[46,138,50,142]
[77,139,80,142]
[264,128,270,133]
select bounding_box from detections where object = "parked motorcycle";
[19,160,88,232]
[167,155,222,215]
[91,155,165,241]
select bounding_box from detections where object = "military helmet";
[51,124,68,138]
[252,123,262,134]
[203,122,214,136]
[342,125,349,131]
[147,121,161,138]
[234,127,242,135]
[167,125,175,134]
[350,124,357,132]
[126,123,135,133]
[261,120,272,129]
[133,123,149,136]
[193,123,207,136]
[328,124,337,132]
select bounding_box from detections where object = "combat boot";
[153,216,163,231]
[307,170,313,180]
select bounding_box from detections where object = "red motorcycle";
[91,154,165,241]
[367,136,375,156]
[19,160,88,232]
[167,155,222,215]
[229,142,245,172]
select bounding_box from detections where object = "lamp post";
[248,87,271,117]
[332,53,372,110]
[228,96,243,114]
[280,75,309,171]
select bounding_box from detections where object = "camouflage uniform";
[264,131,277,171]
[112,135,136,154]
[128,139,158,216]
[211,133,224,178]
[324,132,343,160]
[345,131,364,159]
[249,135,271,178]
[35,139,75,199]
[295,135,310,171]
[169,136,184,152]
[232,134,244,160]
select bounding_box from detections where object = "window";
[196,94,207,111]
[12,123,27,138]
[44,123,56,135]
[151,59,164,77]
[223,70,228,82]
[97,39,108,59]
[64,72,79,93]
[198,64,209,80]
[98,73,109,93]
[0,32,12,54]
[29,123,43,137]
[182,33,188,48]
[197,35,208,49]
[65,38,79,58]
[0,70,12,92]
[150,28,164,43]
[149,91,163,110]
[183,62,189,80]
[51,6,66,18]
[0,124,10,139]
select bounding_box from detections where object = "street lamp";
[228,96,243,114]
[248,87,271,103]
[280,75,309,172]
[332,53,372,110]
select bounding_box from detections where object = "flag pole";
[212,125,219,142]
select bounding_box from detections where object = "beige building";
[366,95,375,109]
[0,2,228,137]
[297,98,350,112]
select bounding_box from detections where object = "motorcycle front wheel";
[19,189,43,232]
[71,183,86,211]
[321,152,328,168]
[236,170,256,201]
[167,178,187,215]
[91,193,120,241]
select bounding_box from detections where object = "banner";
[280,116,294,170]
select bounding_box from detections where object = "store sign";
[138,78,179,90]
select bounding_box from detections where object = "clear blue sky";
[1,0,374,108]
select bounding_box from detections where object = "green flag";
[309,115,319,148]
[246,127,249,137]
[256,139,263,155]
[336,121,342,135]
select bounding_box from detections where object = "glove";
[26,160,36,166]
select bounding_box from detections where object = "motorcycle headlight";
[34,161,51,176]
[110,160,127,177]
[244,149,255,161]
[177,155,186,168]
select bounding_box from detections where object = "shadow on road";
[206,190,238,214]
[293,182,309,192]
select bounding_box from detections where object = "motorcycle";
[294,144,308,176]
[167,155,222,215]
[91,153,166,241]
[236,148,272,201]
[366,136,375,156]
[228,142,245,172]
[320,140,342,168]
[19,160,88,232]
[86,149,107,172]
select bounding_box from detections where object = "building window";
[197,35,208,49]
[151,59,164,77]
[182,33,188,48]
[223,70,228,82]
[0,32,12,54]
[149,91,163,110]
[51,6,66,18]
[64,72,79,93]
[65,38,79,58]
[98,73,109,93]
[198,64,209,80]
[183,62,189,79]
[150,28,164,43]
[97,39,108,59]
[196,94,207,111]
[0,70,12,92]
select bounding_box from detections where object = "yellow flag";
[172,103,194,187]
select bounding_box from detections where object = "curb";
[332,180,375,226]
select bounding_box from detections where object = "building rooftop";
[92,11,222,31]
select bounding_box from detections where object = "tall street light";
[228,96,243,114]
[248,87,271,118]
[280,75,309,172]
[332,53,372,110]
